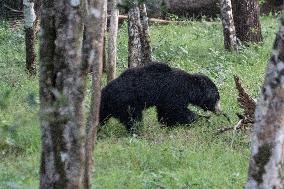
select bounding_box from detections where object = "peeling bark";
[245,15,284,189]
[39,0,86,188]
[83,0,107,188]
[107,0,119,82]
[128,3,153,68]
[139,3,152,63]
[128,3,142,68]
[23,0,36,75]
[232,0,263,44]
[220,0,238,51]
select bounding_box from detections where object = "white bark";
[23,0,36,75]
[23,0,36,28]
[107,0,119,82]
[220,0,238,51]
[245,15,284,189]
[139,3,152,63]
[83,0,107,188]
[128,4,142,68]
[39,0,86,188]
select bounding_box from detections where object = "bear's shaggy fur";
[100,62,220,132]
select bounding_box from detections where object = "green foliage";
[164,13,180,21]
[0,21,40,156]
[258,0,266,6]
[0,15,280,188]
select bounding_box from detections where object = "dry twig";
[4,4,23,14]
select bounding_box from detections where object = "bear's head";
[193,74,221,114]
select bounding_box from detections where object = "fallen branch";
[216,75,256,134]
[217,120,244,134]
[110,15,188,25]
[4,4,23,14]
[234,75,256,120]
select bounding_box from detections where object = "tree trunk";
[23,0,36,75]
[107,0,119,82]
[139,3,152,63]
[102,10,108,74]
[102,34,107,73]
[83,0,107,188]
[245,15,284,189]
[232,0,263,44]
[128,3,143,68]
[39,0,86,188]
[220,0,238,51]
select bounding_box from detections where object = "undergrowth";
[0,15,279,189]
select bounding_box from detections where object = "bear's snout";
[214,100,222,114]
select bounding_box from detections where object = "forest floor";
[0,15,279,189]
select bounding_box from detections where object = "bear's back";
[101,62,173,108]
[141,62,172,73]
[119,62,172,78]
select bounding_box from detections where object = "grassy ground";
[0,15,279,189]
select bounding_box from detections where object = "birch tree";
[220,0,238,51]
[39,0,86,187]
[107,0,119,82]
[128,1,152,68]
[128,2,143,68]
[83,0,107,188]
[139,3,152,63]
[23,0,36,75]
[245,15,284,189]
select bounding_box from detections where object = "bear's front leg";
[157,107,197,126]
[118,106,143,133]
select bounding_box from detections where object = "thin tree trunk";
[83,0,107,188]
[98,8,108,74]
[39,0,85,188]
[245,15,284,189]
[102,34,107,73]
[128,3,142,68]
[107,0,119,82]
[220,0,238,51]
[139,3,152,63]
[232,0,263,44]
[102,10,108,73]
[23,0,36,75]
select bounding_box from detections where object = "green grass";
[0,15,280,188]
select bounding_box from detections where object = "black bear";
[100,62,221,132]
